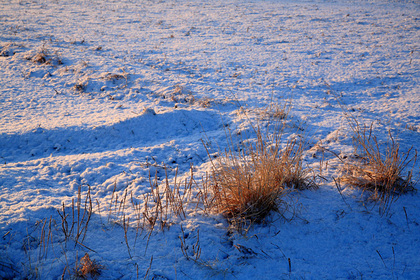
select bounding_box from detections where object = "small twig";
[392,246,396,271]
[70,198,75,240]
[144,215,155,255]
[38,217,47,260]
[376,249,387,268]
[144,256,153,280]
[61,265,68,280]
[75,185,81,248]
[108,182,117,223]
[75,240,97,253]
[136,263,139,280]
[123,214,132,259]
[333,177,352,210]
[81,185,93,243]
[179,225,189,261]
[193,229,201,261]
[403,207,410,229]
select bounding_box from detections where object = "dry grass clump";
[204,117,316,229]
[340,120,417,214]
[171,85,195,104]
[104,73,125,81]
[27,46,62,66]
[196,97,213,108]
[31,51,47,64]
[0,43,22,57]
[257,105,288,121]
[154,85,217,108]
[155,85,195,105]
[73,79,88,93]
[103,71,129,87]
[323,82,417,214]
[74,253,103,279]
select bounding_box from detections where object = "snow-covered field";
[1,0,419,279]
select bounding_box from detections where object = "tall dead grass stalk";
[57,185,93,247]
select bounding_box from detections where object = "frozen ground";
[1,0,419,279]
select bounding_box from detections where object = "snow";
[1,0,419,279]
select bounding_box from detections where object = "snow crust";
[1,0,419,279]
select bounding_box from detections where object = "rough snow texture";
[1,0,419,279]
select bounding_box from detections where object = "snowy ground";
[1,0,419,279]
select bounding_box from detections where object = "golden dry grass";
[74,253,103,279]
[323,82,417,214]
[204,115,316,229]
[340,120,417,214]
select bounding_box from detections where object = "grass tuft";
[203,109,316,230]
[324,82,417,215]
[28,46,62,66]
[340,122,417,214]
[74,253,103,280]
